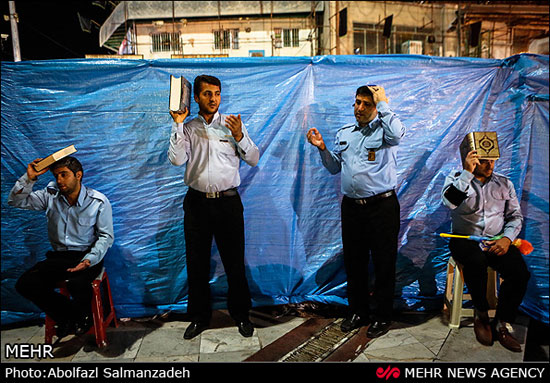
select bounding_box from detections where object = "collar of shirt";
[472,173,497,188]
[198,111,221,127]
[57,184,87,206]
[353,114,380,132]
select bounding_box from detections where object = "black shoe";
[236,320,254,337]
[341,314,368,332]
[75,315,93,336]
[366,321,391,338]
[55,320,76,340]
[184,321,209,340]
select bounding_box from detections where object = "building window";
[214,29,239,50]
[353,22,433,54]
[283,28,299,47]
[232,29,239,49]
[283,29,291,47]
[214,30,229,49]
[273,28,282,48]
[214,30,221,49]
[291,28,299,47]
[152,32,180,52]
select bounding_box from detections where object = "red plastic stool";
[45,267,118,348]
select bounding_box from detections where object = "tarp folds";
[1,54,548,325]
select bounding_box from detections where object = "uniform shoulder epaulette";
[87,188,108,203]
[491,172,508,181]
[46,181,59,195]
[337,123,355,132]
[491,172,513,186]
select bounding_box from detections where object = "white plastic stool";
[443,256,499,329]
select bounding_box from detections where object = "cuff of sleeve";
[502,230,517,243]
[376,101,390,113]
[20,173,37,186]
[458,170,475,183]
[237,135,253,153]
[319,147,331,162]
[172,121,184,133]
[81,254,98,267]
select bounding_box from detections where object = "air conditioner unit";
[528,37,549,55]
[401,40,423,55]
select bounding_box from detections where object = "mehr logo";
[376,365,400,380]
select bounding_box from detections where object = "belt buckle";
[206,192,219,199]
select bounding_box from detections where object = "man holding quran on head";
[167,74,260,340]
[306,84,405,339]
[8,154,114,341]
[441,132,530,352]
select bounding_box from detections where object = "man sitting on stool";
[441,145,530,352]
[8,156,114,340]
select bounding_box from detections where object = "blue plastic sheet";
[1,54,548,325]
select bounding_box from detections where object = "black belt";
[189,187,238,199]
[347,190,395,205]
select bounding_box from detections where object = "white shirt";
[168,111,260,192]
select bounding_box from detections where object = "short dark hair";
[356,86,373,98]
[193,75,221,97]
[50,156,83,178]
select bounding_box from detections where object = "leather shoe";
[366,321,391,338]
[55,320,76,340]
[341,314,368,332]
[496,325,522,352]
[237,320,254,337]
[473,314,493,346]
[75,315,93,336]
[184,321,209,340]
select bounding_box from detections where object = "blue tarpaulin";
[1,54,548,325]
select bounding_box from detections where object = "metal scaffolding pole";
[8,1,21,61]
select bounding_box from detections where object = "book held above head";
[459,132,500,165]
[33,145,77,172]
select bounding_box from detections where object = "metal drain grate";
[279,319,358,362]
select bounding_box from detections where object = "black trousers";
[341,193,400,322]
[449,238,530,323]
[183,188,251,323]
[15,250,103,324]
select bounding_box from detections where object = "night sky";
[1,1,117,61]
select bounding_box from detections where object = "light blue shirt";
[441,170,523,240]
[8,173,114,266]
[168,111,260,193]
[319,101,405,198]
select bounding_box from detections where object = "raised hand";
[306,128,326,151]
[169,107,189,124]
[464,150,481,173]
[225,114,243,142]
[28,159,50,181]
[367,85,389,104]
